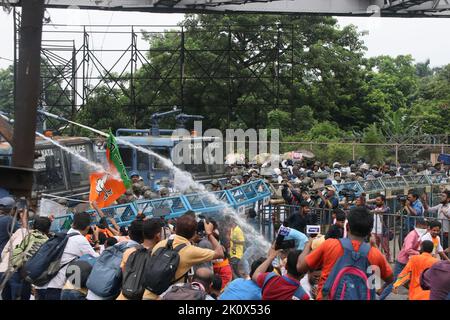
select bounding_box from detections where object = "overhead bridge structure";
[5,0,450,17]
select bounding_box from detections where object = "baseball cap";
[129,171,139,178]
[0,196,15,209]
[324,179,333,186]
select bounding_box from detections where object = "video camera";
[196,214,208,234]
[339,188,357,201]
[396,194,407,202]
[274,225,296,250]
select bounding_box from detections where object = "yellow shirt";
[230,226,245,259]
[142,235,215,300]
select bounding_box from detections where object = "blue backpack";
[22,232,77,286]
[262,272,309,300]
[321,238,375,300]
[86,241,137,299]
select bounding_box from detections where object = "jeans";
[61,289,86,300]
[379,261,406,300]
[40,288,62,300]
[8,271,31,300]
[229,257,241,279]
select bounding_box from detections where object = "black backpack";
[121,246,151,300]
[143,239,187,295]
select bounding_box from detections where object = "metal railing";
[49,179,271,232]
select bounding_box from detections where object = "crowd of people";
[0,156,449,301]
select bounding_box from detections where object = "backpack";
[12,230,49,270]
[161,283,207,300]
[121,246,151,300]
[261,272,308,300]
[86,241,137,299]
[143,239,187,295]
[21,232,77,286]
[321,238,375,300]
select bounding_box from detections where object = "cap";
[129,171,139,178]
[0,196,15,209]
[324,179,333,186]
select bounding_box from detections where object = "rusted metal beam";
[11,0,45,171]
[0,116,14,144]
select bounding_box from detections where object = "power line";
[0,56,14,62]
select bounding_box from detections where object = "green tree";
[0,65,14,118]
[362,123,386,165]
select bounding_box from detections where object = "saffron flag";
[89,132,131,208]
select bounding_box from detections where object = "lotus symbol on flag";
[96,174,113,201]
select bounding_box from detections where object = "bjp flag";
[89,172,126,208]
[89,132,131,208]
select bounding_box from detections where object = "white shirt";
[421,233,444,257]
[300,275,314,300]
[46,228,99,289]
[372,212,384,235]
[427,203,450,233]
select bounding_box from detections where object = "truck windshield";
[34,147,65,191]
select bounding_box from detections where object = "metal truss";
[4,0,450,17]
[12,19,296,131]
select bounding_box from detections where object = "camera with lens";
[310,189,322,200]
[339,188,356,201]
[197,214,207,234]
[396,194,407,202]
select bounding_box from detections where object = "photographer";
[318,186,339,210]
[281,180,302,206]
[404,191,425,233]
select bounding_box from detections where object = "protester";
[325,209,346,240]
[219,257,272,300]
[41,212,100,300]
[0,197,18,255]
[143,213,224,300]
[420,260,450,300]
[393,240,438,300]
[297,206,393,300]
[421,220,449,261]
[229,218,245,279]
[0,215,50,300]
[161,267,215,300]
[379,218,428,300]
[253,248,310,300]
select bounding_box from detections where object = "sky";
[1,8,450,70]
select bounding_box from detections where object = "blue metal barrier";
[50,179,271,232]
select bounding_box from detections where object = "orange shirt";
[393,252,438,300]
[305,238,393,300]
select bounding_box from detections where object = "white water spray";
[35,132,106,173]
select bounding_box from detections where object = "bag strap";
[292,285,308,300]
[281,275,300,287]
[170,243,189,284]
[357,242,371,259]
[261,272,278,293]
[174,243,187,253]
